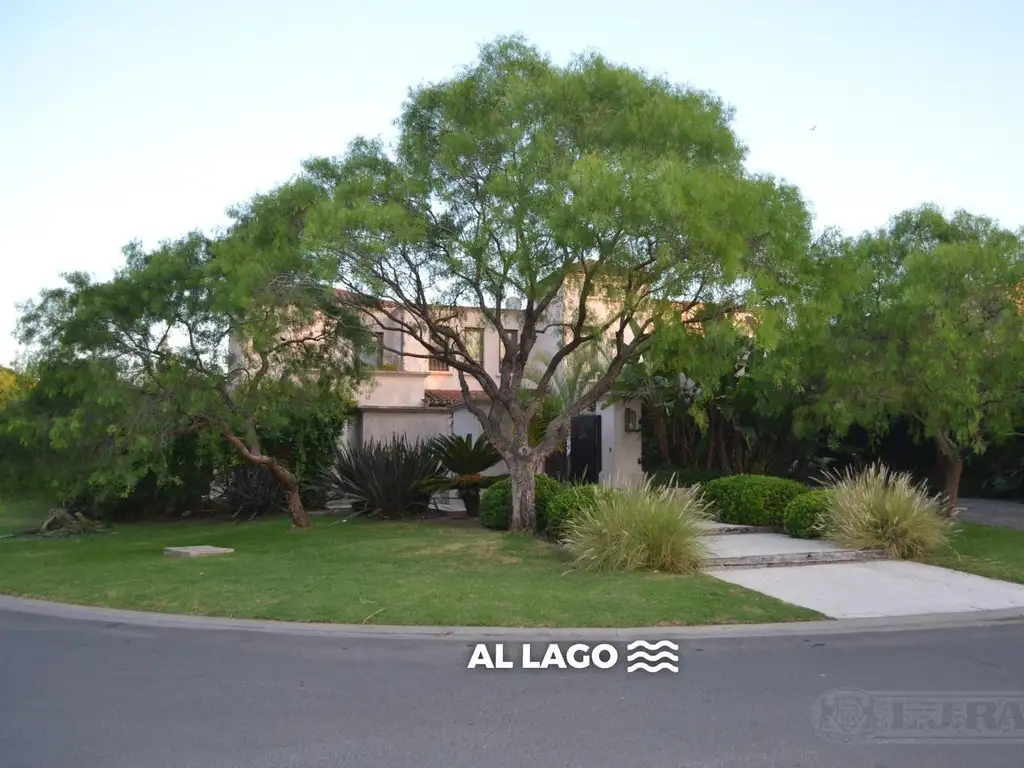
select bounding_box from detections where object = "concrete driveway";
[3,606,1024,767]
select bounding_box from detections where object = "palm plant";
[426,434,505,517]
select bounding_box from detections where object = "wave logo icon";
[625,640,679,673]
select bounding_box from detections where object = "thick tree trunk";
[265,459,310,529]
[461,489,481,518]
[508,456,539,532]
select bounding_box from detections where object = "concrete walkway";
[699,520,1024,619]
[712,561,1024,618]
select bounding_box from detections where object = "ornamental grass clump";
[563,478,711,574]
[822,463,954,559]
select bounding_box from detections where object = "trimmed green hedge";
[480,475,562,532]
[782,489,832,539]
[545,484,614,539]
[702,474,810,526]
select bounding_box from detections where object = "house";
[343,293,646,489]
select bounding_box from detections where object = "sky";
[1,0,1022,367]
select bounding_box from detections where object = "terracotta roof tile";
[423,389,490,408]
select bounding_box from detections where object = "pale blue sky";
[2,0,1021,366]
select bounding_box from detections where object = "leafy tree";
[786,206,1024,508]
[15,180,367,528]
[303,36,812,531]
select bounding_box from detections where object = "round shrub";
[546,484,614,540]
[702,474,810,526]
[783,490,832,539]
[479,474,562,531]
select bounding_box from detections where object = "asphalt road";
[3,609,1024,768]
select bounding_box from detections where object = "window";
[429,356,449,372]
[361,331,384,369]
[465,327,484,363]
[500,328,518,359]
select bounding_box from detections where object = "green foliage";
[302,36,813,531]
[319,437,444,519]
[13,178,367,527]
[782,490,832,539]
[702,474,810,526]
[822,463,954,559]
[424,433,505,516]
[562,479,712,573]
[545,483,615,540]
[648,467,726,488]
[479,475,562,532]
[782,207,1024,497]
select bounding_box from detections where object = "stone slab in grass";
[163,545,235,558]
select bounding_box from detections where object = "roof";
[423,389,490,408]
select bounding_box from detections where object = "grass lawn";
[927,522,1024,584]
[0,512,822,627]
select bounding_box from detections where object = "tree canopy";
[300,36,814,530]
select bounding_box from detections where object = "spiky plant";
[821,462,954,559]
[320,437,445,519]
[425,434,505,517]
[563,477,712,573]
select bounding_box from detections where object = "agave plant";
[320,437,445,519]
[426,434,506,517]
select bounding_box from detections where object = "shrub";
[546,484,615,540]
[222,465,287,520]
[702,474,810,526]
[479,474,562,531]
[649,467,725,488]
[563,478,711,573]
[319,437,444,519]
[425,434,505,517]
[821,463,954,559]
[782,490,832,539]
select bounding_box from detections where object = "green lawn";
[927,522,1024,584]
[0,513,821,627]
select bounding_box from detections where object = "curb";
[2,594,1023,641]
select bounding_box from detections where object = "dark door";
[569,414,602,485]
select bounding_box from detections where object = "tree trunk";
[508,456,539,532]
[461,489,481,518]
[265,459,309,529]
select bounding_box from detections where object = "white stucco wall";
[360,409,451,445]
[597,398,644,489]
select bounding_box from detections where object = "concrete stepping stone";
[164,545,235,558]
[697,521,775,536]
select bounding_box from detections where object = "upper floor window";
[428,355,449,372]
[500,328,518,360]
[465,327,484,364]
[361,331,385,369]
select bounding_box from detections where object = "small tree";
[304,37,812,531]
[788,206,1024,508]
[15,181,367,528]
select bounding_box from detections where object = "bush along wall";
[701,474,810,527]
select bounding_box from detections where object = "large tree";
[786,206,1024,507]
[302,36,812,530]
[16,180,367,528]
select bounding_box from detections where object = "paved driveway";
[959,498,1024,530]
[3,607,1024,767]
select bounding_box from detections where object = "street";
[2,608,1024,767]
